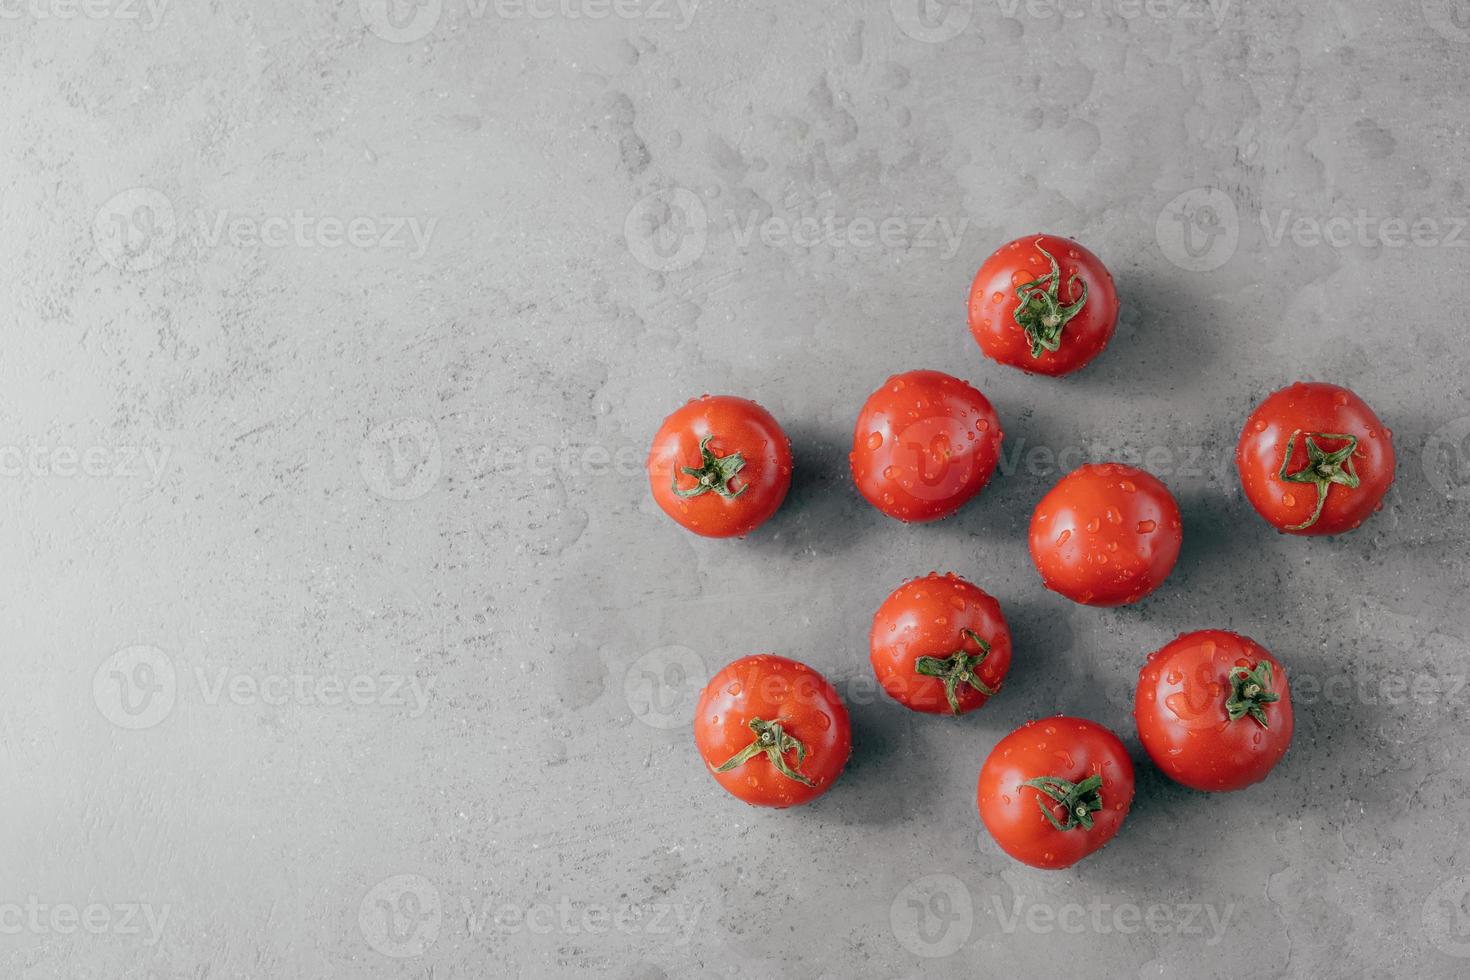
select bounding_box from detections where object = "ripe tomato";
[977,717,1135,869]
[849,370,1003,522]
[647,395,792,538]
[693,654,851,808]
[1134,629,1293,792]
[869,572,1011,715]
[968,234,1119,376]
[1029,463,1182,607]
[1235,382,1395,536]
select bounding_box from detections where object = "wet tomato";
[968,234,1119,376]
[1134,630,1293,792]
[693,654,851,808]
[977,717,1135,869]
[647,395,792,538]
[849,370,1003,522]
[1029,463,1182,607]
[869,573,1012,716]
[1235,382,1394,536]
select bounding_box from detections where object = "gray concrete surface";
[3,0,1470,977]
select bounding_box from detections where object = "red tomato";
[1029,463,1182,607]
[849,370,1003,522]
[977,717,1135,869]
[869,573,1012,715]
[968,234,1119,376]
[693,654,851,808]
[1134,629,1293,792]
[647,395,792,538]
[1235,382,1395,536]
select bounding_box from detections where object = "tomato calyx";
[1020,773,1105,831]
[1225,661,1282,728]
[1013,245,1089,359]
[672,435,748,500]
[1277,430,1361,531]
[713,717,816,787]
[914,628,998,715]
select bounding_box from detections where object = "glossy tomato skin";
[693,655,851,808]
[968,234,1119,377]
[1029,463,1182,607]
[647,395,792,538]
[850,370,1003,523]
[977,717,1135,870]
[870,573,1012,715]
[1235,382,1394,536]
[1134,630,1293,792]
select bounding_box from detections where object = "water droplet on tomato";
[727,681,742,696]
[1086,518,1101,533]
[991,291,1005,303]
[1056,529,1071,546]
[1137,519,1156,533]
[867,431,883,450]
[1282,492,1297,507]
[976,417,989,431]
[1106,507,1122,525]
[1118,480,1136,493]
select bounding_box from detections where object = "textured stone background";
[4,0,1470,976]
